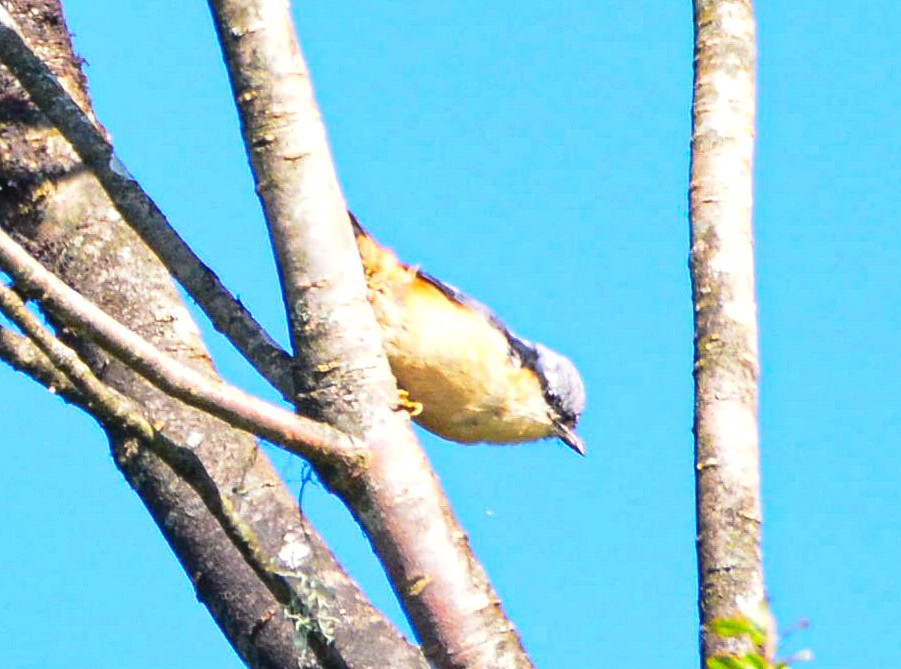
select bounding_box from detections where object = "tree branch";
[0,281,157,438]
[208,0,398,429]
[0,318,363,669]
[0,227,359,466]
[0,4,430,667]
[0,324,79,400]
[0,4,295,399]
[209,2,535,667]
[689,0,771,662]
[0,281,409,668]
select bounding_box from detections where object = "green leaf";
[746,626,767,647]
[708,617,757,639]
[707,655,758,669]
[744,653,768,669]
[708,616,767,646]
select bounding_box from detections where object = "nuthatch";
[351,213,586,455]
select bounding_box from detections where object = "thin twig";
[0,325,79,400]
[0,5,294,399]
[0,228,359,466]
[0,281,158,440]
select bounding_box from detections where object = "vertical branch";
[689,0,770,663]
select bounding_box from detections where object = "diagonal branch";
[0,227,358,466]
[209,2,535,668]
[0,5,295,399]
[0,1,536,666]
[0,5,431,666]
[0,281,157,438]
[0,325,79,400]
[208,0,399,429]
[0,286,409,667]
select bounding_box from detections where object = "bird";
[350,212,586,455]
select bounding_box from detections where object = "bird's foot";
[395,389,424,417]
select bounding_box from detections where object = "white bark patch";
[278,533,311,569]
[185,431,205,448]
[716,2,755,42]
[722,299,758,330]
[707,399,759,489]
[708,250,758,328]
[708,246,753,282]
[709,68,753,105]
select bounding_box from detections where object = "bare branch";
[0,310,317,668]
[0,280,424,668]
[0,8,440,664]
[209,3,535,667]
[0,325,79,399]
[0,3,433,664]
[690,0,771,662]
[208,0,399,429]
[0,227,358,466]
[0,281,158,439]
[0,1,537,665]
[0,4,295,398]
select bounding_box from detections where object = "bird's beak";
[555,423,586,456]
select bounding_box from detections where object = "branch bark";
[0,226,358,465]
[208,2,534,667]
[0,2,427,667]
[689,0,771,662]
[207,0,398,430]
[0,325,77,399]
[0,2,295,398]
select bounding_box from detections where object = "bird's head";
[510,339,587,455]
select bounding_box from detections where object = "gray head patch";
[506,337,586,427]
[529,343,586,425]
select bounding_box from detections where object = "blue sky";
[1,2,899,667]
